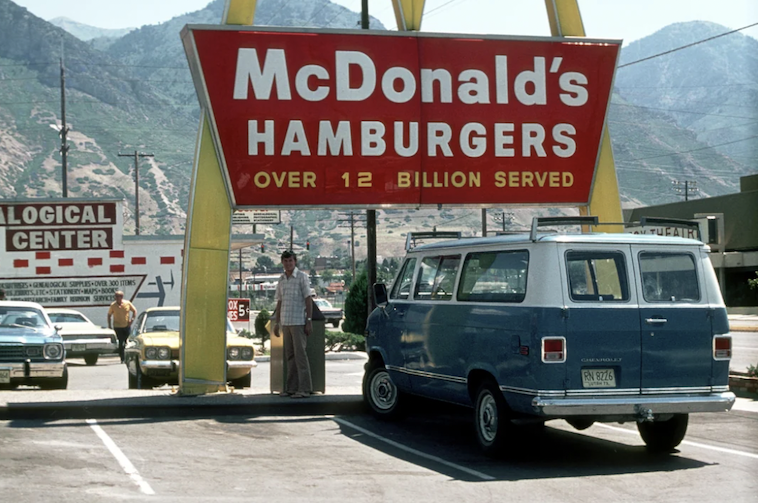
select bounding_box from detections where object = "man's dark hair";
[281,250,297,261]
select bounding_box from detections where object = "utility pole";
[290,225,294,251]
[672,180,698,201]
[481,209,487,236]
[350,212,356,281]
[362,0,377,312]
[118,150,154,235]
[59,57,69,197]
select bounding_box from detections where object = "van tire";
[128,368,138,389]
[638,414,688,452]
[474,380,511,456]
[363,364,406,420]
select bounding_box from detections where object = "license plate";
[0,368,10,384]
[72,344,86,352]
[581,368,616,388]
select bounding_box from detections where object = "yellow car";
[124,307,256,389]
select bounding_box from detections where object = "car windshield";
[314,299,332,309]
[144,312,180,332]
[0,308,49,329]
[49,312,88,323]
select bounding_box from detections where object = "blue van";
[364,217,735,455]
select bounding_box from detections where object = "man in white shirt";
[273,250,313,398]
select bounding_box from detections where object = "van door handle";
[397,311,405,317]
[645,318,667,325]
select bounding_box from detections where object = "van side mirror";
[373,283,388,307]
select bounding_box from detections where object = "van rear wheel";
[638,414,688,452]
[474,380,511,456]
[363,363,406,420]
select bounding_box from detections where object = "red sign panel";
[183,27,620,207]
[227,298,250,322]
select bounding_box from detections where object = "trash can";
[270,305,325,394]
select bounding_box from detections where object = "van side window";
[414,255,460,301]
[566,251,629,302]
[458,250,529,303]
[640,252,700,302]
[390,258,417,300]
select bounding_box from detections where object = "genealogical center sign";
[182,26,620,207]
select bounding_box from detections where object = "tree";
[342,271,368,340]
[321,269,336,284]
[256,256,275,271]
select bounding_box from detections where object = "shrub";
[325,330,365,352]
[255,309,271,348]
[342,271,368,335]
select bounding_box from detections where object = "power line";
[611,102,755,120]
[618,21,758,68]
[625,134,758,162]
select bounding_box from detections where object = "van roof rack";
[529,215,703,242]
[530,216,598,241]
[405,231,462,251]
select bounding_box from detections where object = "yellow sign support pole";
[393,0,426,31]
[545,0,623,230]
[179,0,258,396]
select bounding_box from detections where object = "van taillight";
[713,336,732,360]
[542,337,566,363]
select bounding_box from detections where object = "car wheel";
[474,380,511,456]
[84,354,99,366]
[40,366,68,390]
[637,414,689,452]
[331,320,341,328]
[363,363,406,420]
[127,361,138,389]
[136,365,153,390]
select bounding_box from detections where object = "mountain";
[0,0,755,256]
[615,21,758,175]
[48,16,134,41]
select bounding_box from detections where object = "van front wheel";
[637,414,688,452]
[474,380,511,456]
[363,364,406,420]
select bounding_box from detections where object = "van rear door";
[632,246,713,390]
[560,247,642,394]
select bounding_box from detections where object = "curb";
[0,393,366,421]
[254,352,367,363]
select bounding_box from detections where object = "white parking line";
[595,423,758,460]
[332,417,495,481]
[86,419,155,495]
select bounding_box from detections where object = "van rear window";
[639,252,700,302]
[566,251,629,302]
[457,250,528,303]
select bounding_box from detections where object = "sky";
[12,0,758,45]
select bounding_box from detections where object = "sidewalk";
[729,314,758,332]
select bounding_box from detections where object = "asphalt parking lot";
[1,356,757,502]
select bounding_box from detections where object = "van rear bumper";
[532,391,735,416]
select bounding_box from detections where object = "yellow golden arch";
[178,0,623,395]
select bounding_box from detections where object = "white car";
[46,308,117,366]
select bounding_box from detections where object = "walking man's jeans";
[114,327,130,363]
[282,325,312,394]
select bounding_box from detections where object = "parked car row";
[0,301,256,391]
